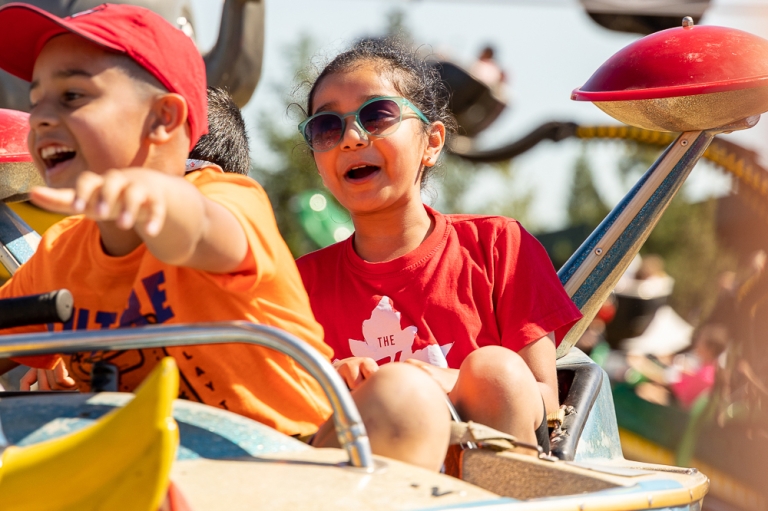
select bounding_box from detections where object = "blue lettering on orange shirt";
[142,271,174,323]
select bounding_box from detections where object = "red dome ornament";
[572,17,768,131]
[0,108,44,202]
[0,108,31,163]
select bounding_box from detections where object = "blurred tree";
[567,146,610,229]
[250,34,327,257]
[645,195,735,323]
[617,143,737,323]
[430,154,533,225]
[385,8,413,45]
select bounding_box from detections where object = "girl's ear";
[422,121,446,167]
[146,93,188,145]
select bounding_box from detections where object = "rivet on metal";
[681,139,689,146]
[595,248,603,256]
[682,16,694,28]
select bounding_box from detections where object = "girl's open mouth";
[345,165,380,182]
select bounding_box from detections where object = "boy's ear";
[146,93,189,145]
[422,121,446,167]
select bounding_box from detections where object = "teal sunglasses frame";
[298,96,430,152]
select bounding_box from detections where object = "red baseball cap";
[0,3,208,148]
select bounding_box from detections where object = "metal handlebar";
[0,321,375,471]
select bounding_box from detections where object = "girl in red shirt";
[297,39,581,471]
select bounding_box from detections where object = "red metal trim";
[572,75,768,102]
[165,482,194,511]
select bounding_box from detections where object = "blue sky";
[190,0,768,230]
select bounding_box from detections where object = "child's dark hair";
[306,38,457,186]
[189,87,250,175]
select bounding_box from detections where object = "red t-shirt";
[297,206,581,368]
[671,363,716,409]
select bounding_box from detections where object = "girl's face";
[310,62,444,216]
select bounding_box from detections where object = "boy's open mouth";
[345,164,380,182]
[40,146,76,170]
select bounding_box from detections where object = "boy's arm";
[30,169,248,273]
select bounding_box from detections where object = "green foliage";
[559,142,736,322]
[250,35,326,257]
[610,143,735,322]
[385,8,413,44]
[429,154,533,225]
[251,110,324,257]
[567,146,610,229]
[643,193,736,323]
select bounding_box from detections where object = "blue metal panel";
[0,203,39,271]
[574,371,623,461]
[0,392,307,460]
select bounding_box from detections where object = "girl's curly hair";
[306,37,457,186]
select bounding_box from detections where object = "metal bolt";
[681,139,689,146]
[682,16,694,28]
[595,248,603,256]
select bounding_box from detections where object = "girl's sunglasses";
[299,96,430,152]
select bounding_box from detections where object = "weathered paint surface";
[575,375,624,461]
[0,392,306,460]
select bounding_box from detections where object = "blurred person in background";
[470,45,507,98]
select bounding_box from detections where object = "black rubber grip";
[0,289,74,330]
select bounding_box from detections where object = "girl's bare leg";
[449,345,544,449]
[312,363,451,471]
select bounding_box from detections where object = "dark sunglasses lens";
[305,114,342,151]
[359,99,401,135]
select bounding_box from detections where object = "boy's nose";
[340,115,369,150]
[28,100,59,132]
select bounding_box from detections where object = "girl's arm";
[518,333,559,414]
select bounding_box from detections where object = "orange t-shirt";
[0,168,332,437]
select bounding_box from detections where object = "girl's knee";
[352,363,451,471]
[460,346,535,389]
[453,347,544,438]
[357,364,450,422]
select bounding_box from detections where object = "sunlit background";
[184,3,768,509]
[191,0,768,230]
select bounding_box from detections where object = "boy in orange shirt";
[0,4,331,438]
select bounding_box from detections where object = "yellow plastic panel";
[0,357,179,511]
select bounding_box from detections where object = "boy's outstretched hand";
[30,169,167,237]
[29,169,248,273]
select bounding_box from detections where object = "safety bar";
[0,321,375,471]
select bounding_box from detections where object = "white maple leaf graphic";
[348,296,453,367]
